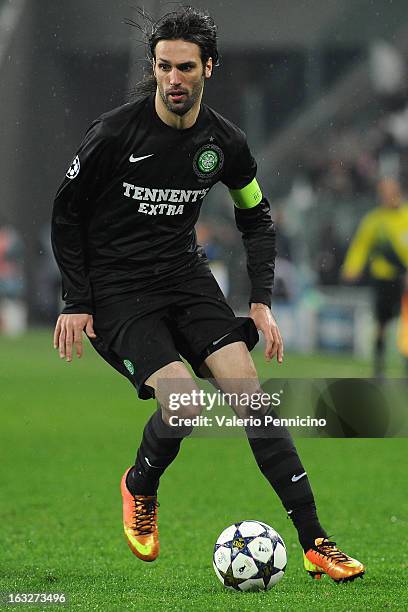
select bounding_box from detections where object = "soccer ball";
[213,520,287,591]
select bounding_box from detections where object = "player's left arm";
[230,180,283,363]
[222,137,281,362]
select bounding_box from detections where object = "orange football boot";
[120,467,159,562]
[304,537,365,583]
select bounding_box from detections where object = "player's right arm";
[51,119,113,361]
[53,313,96,361]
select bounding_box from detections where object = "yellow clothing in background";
[342,205,408,280]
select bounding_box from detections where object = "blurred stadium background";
[1,0,408,370]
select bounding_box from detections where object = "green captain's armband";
[229,178,262,209]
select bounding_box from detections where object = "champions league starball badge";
[66,155,80,179]
[193,144,224,179]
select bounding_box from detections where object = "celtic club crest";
[193,144,224,179]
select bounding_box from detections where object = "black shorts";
[89,272,259,399]
[374,278,403,324]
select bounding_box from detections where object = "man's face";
[153,39,212,117]
[378,178,402,209]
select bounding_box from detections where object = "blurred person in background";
[196,221,229,297]
[273,208,298,302]
[0,218,26,335]
[342,177,408,378]
[35,223,61,324]
[315,222,345,286]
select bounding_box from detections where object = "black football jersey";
[52,94,275,313]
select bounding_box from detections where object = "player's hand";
[53,313,96,362]
[249,303,283,364]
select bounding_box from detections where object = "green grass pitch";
[0,331,407,610]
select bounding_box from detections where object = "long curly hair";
[127,5,219,99]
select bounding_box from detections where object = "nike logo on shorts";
[212,332,231,346]
[129,153,154,163]
[291,472,307,482]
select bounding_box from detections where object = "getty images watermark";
[166,389,327,430]
[157,378,408,438]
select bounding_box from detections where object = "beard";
[158,76,204,117]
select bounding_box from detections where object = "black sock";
[245,408,327,551]
[288,503,328,551]
[126,408,192,496]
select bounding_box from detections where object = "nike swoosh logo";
[124,527,153,556]
[212,332,230,346]
[291,472,307,482]
[129,153,154,163]
[145,456,161,469]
